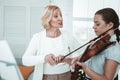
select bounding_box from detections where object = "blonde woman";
[22,5,80,80]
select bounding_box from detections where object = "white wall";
[0,0,50,59]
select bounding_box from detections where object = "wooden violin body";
[71,34,116,80]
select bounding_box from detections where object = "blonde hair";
[41,5,60,29]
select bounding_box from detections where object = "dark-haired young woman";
[72,8,120,80]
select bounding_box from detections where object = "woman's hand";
[76,62,87,70]
[45,54,56,65]
[55,55,72,65]
[55,55,64,64]
[71,56,80,68]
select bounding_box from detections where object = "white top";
[22,30,80,80]
[42,34,70,74]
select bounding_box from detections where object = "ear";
[108,22,114,29]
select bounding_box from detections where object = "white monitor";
[0,40,24,80]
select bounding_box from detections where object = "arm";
[63,57,73,65]
[22,34,45,66]
[77,59,118,80]
[82,42,120,80]
[54,55,73,65]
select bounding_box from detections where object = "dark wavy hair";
[95,8,120,42]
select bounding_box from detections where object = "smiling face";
[93,14,113,36]
[49,9,63,29]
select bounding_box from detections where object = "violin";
[71,34,116,80]
[62,28,116,80]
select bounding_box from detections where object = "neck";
[107,29,114,36]
[46,29,61,38]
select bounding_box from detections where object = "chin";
[59,25,63,28]
[95,33,99,36]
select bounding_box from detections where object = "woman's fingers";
[76,62,82,66]
[45,54,56,65]
[55,55,64,64]
[45,54,67,65]
[49,54,56,65]
[77,62,87,70]
[71,57,80,68]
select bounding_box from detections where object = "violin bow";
[62,27,114,60]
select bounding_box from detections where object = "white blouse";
[22,30,80,80]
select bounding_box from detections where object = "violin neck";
[75,64,82,71]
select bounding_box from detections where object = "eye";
[96,24,100,26]
[54,15,58,18]
[95,22,100,26]
[94,21,100,26]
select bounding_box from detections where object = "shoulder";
[105,41,120,63]
[107,35,120,55]
[61,30,74,39]
[29,31,45,43]
[108,42,120,52]
[32,30,45,38]
[61,30,80,45]
[108,35,120,52]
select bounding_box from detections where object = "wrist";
[82,63,87,71]
[64,57,72,65]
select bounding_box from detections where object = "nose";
[93,26,95,29]
[59,16,63,21]
[93,25,96,29]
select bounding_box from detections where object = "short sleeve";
[105,43,120,63]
